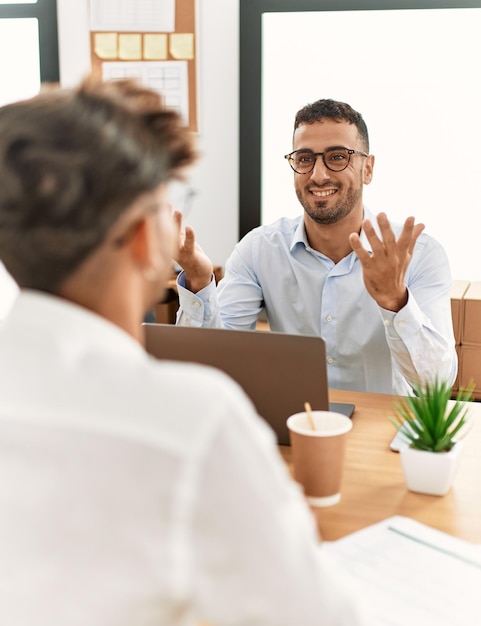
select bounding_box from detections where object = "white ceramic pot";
[400,440,463,496]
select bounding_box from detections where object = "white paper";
[102,61,188,125]
[89,0,175,33]
[323,516,481,625]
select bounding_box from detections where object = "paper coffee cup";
[287,411,352,507]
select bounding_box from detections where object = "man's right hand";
[173,210,214,293]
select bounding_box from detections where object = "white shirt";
[0,262,18,322]
[0,291,366,626]
[177,209,457,396]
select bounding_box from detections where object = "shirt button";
[326,315,333,322]
[327,357,334,364]
[384,320,391,327]
[193,301,201,308]
[398,320,406,327]
[208,296,214,303]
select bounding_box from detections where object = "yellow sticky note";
[144,34,168,60]
[169,33,194,60]
[94,33,118,60]
[118,34,142,61]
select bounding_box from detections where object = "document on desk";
[323,516,481,625]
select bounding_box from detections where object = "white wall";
[56,0,239,267]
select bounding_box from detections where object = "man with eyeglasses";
[175,99,457,396]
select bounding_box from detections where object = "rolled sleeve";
[176,272,222,328]
[379,289,457,389]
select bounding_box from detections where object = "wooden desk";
[279,389,481,543]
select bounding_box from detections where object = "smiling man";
[176,99,457,395]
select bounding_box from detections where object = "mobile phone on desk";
[389,421,417,452]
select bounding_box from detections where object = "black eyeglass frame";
[284,147,369,174]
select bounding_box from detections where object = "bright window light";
[262,8,481,281]
[0,18,40,106]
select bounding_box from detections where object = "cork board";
[89,0,197,132]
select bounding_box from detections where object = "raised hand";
[173,210,214,293]
[348,212,425,312]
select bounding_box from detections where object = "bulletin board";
[89,0,198,132]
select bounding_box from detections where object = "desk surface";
[279,389,481,544]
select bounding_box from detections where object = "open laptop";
[143,324,355,445]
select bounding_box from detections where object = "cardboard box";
[452,345,461,394]
[450,280,470,345]
[462,281,481,345]
[458,345,481,400]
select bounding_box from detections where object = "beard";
[296,184,362,225]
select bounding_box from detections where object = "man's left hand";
[349,212,425,312]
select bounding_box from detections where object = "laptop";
[143,324,355,445]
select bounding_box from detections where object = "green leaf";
[390,377,474,452]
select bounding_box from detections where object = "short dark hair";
[0,76,197,292]
[294,99,369,152]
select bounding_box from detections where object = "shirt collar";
[289,207,376,253]
[290,217,310,252]
[359,206,377,253]
[4,290,146,361]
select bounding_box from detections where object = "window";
[239,0,481,281]
[0,0,59,105]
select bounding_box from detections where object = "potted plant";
[391,378,474,496]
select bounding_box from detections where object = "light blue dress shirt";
[177,209,457,395]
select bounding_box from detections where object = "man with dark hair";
[0,82,365,624]
[176,98,457,396]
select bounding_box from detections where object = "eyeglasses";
[111,183,197,249]
[168,181,196,218]
[284,147,369,174]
